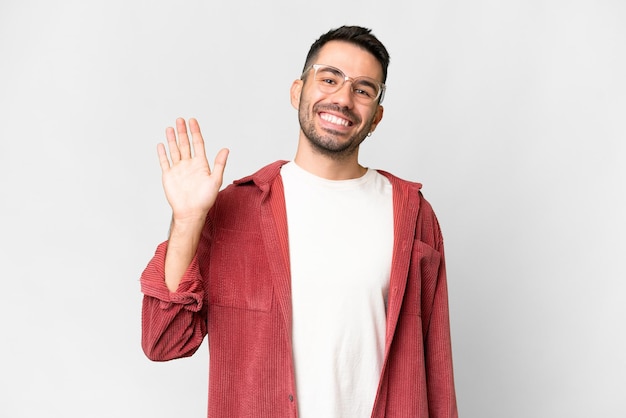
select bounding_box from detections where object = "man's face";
[291,41,384,160]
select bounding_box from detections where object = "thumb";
[211,148,230,179]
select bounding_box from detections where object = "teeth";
[320,113,350,127]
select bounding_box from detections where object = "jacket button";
[288,394,294,402]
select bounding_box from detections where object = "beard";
[298,99,375,160]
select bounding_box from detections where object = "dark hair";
[303,25,390,83]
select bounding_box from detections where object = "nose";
[329,79,355,108]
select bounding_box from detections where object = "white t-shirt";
[281,161,394,418]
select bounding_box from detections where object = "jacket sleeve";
[140,240,208,361]
[424,228,458,417]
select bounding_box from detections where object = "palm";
[158,118,229,222]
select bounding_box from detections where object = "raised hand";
[157,118,229,224]
[157,118,229,291]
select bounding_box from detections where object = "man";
[141,25,458,417]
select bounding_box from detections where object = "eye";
[353,81,377,98]
[315,67,344,86]
[353,88,373,98]
[317,72,341,85]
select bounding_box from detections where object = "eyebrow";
[318,66,344,77]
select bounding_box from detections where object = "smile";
[319,112,353,127]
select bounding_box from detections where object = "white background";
[1,0,625,417]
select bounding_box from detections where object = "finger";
[188,118,207,162]
[211,148,230,181]
[157,143,171,171]
[176,117,192,159]
[165,126,181,163]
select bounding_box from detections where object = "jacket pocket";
[208,228,273,312]
[403,240,441,316]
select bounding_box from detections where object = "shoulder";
[233,160,289,188]
[211,160,288,214]
[217,160,289,198]
[375,169,422,191]
[376,169,443,248]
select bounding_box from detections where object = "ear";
[290,79,303,110]
[369,105,384,133]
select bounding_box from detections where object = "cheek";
[367,107,383,125]
[359,108,377,126]
[301,82,331,105]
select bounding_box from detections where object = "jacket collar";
[233,160,289,192]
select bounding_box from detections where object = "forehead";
[314,40,383,81]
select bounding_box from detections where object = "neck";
[293,140,367,180]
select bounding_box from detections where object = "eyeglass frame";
[300,64,386,104]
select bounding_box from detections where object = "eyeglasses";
[301,64,386,104]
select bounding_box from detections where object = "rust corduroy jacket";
[141,160,458,417]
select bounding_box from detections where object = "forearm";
[140,240,208,361]
[164,216,206,291]
[141,293,206,361]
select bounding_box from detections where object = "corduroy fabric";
[141,160,458,418]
